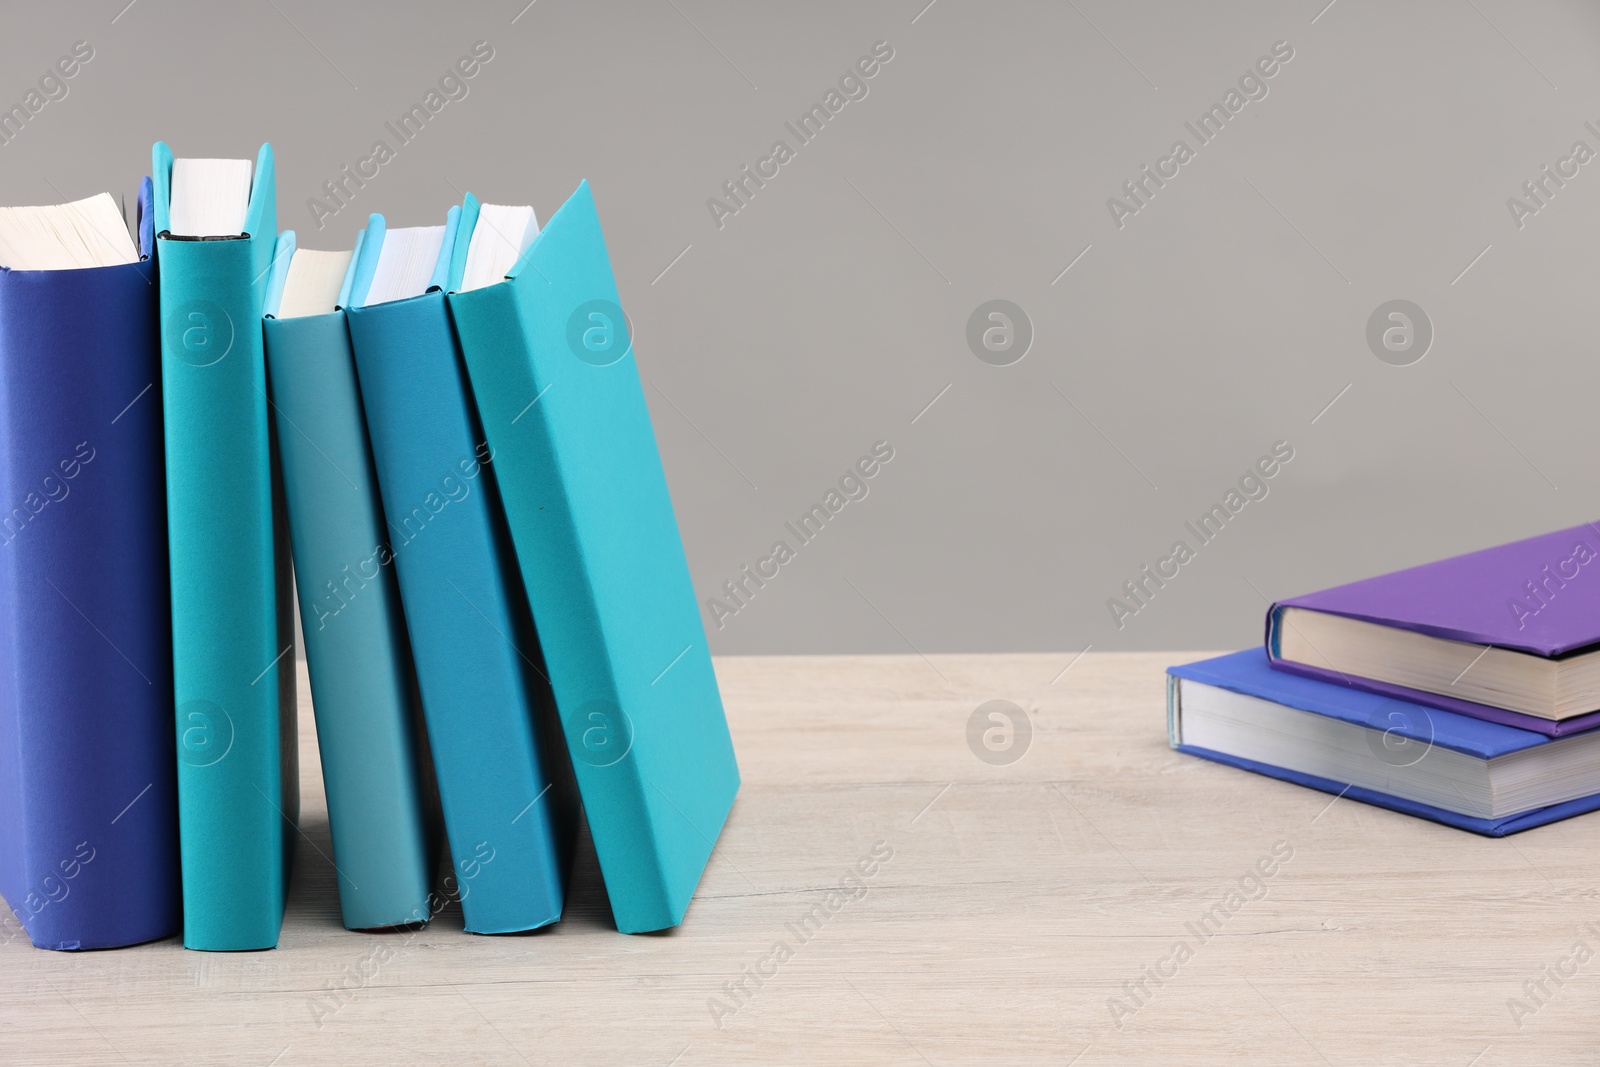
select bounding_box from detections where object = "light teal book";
[262,233,439,931]
[344,211,578,934]
[447,184,740,933]
[153,143,298,950]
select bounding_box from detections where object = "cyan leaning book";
[1268,522,1600,736]
[344,211,577,934]
[263,233,438,931]
[0,186,179,949]
[448,183,740,932]
[1170,649,1600,836]
[153,143,298,950]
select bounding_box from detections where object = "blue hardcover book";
[153,144,298,949]
[263,233,438,930]
[447,184,740,932]
[0,187,179,949]
[1169,649,1600,836]
[344,212,577,934]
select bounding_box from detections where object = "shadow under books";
[283,811,621,937]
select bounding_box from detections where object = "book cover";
[1267,522,1600,736]
[447,182,740,933]
[345,215,577,935]
[1169,650,1600,836]
[263,232,438,931]
[0,179,180,950]
[153,142,297,950]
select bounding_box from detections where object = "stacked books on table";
[1168,523,1600,836]
[0,141,739,951]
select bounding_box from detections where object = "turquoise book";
[343,211,577,934]
[447,184,740,933]
[152,143,298,950]
[262,233,438,930]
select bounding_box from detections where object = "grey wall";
[3,0,1598,655]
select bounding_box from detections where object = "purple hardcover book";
[1266,522,1600,737]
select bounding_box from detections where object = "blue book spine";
[0,180,180,950]
[153,142,297,950]
[346,286,575,934]
[264,296,439,931]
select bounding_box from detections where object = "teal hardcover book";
[153,143,298,950]
[344,213,577,934]
[447,183,740,933]
[263,233,438,931]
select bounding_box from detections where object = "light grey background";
[2,0,1597,656]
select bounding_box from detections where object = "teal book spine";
[447,182,740,933]
[262,242,438,931]
[153,143,297,950]
[345,270,576,935]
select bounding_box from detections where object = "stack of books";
[1169,523,1600,835]
[0,143,740,951]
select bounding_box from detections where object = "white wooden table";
[1,653,1592,1064]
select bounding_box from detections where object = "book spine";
[0,261,180,950]
[264,311,437,930]
[1263,603,1284,660]
[346,292,573,934]
[158,235,295,950]
[448,281,668,932]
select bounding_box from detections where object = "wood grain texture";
[1,652,1593,1065]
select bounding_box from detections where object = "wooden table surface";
[1,652,1595,1065]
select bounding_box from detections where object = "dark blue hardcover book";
[0,181,180,949]
[1169,649,1600,836]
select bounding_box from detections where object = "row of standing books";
[0,143,740,951]
[1169,522,1600,836]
